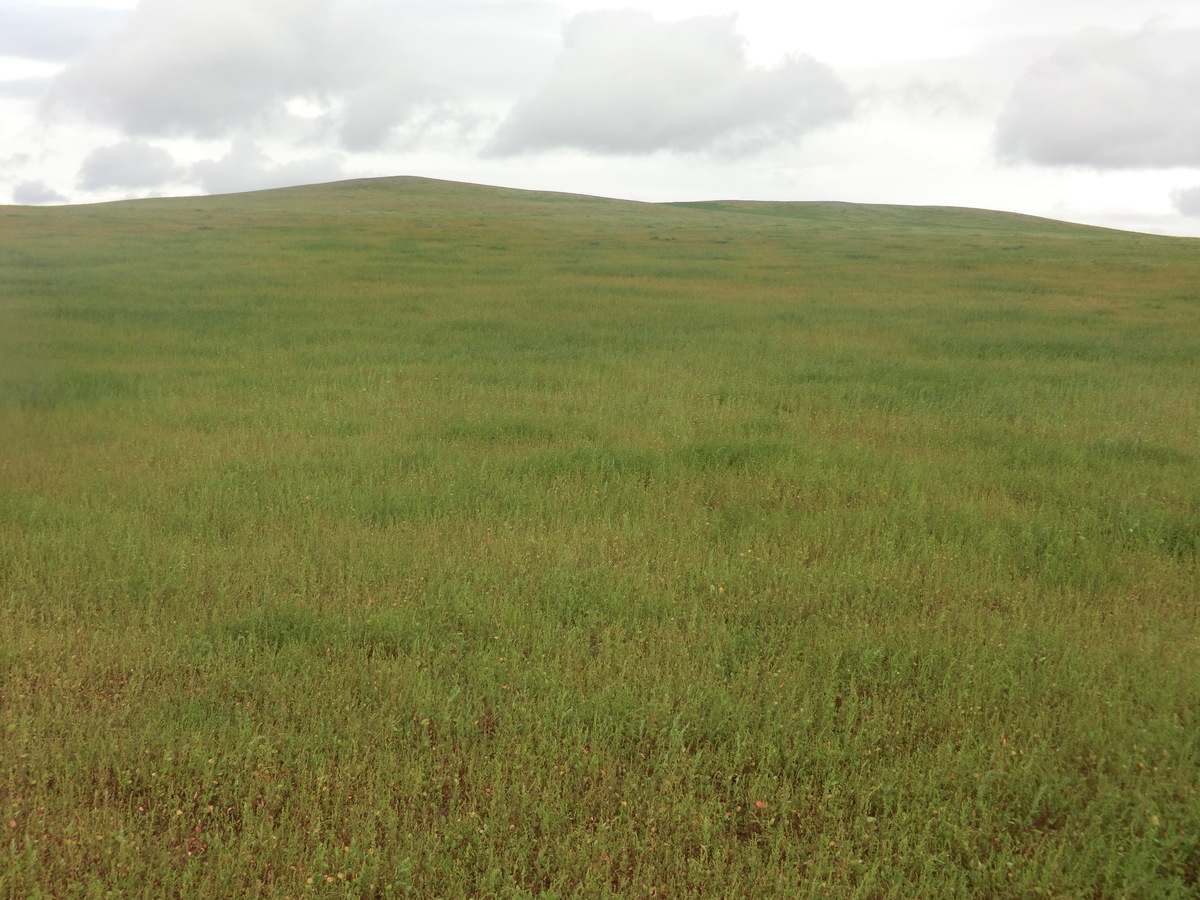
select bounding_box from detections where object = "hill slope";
[1,178,1198,898]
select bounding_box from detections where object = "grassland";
[1,177,1197,898]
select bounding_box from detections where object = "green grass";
[1,177,1198,898]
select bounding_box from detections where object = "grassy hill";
[2,177,1198,897]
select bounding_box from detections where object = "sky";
[3,0,1200,235]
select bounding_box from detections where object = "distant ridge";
[666,198,1132,236]
[6,175,1172,238]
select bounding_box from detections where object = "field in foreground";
[1,178,1198,898]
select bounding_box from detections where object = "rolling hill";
[2,178,1197,898]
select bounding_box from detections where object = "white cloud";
[996,26,1200,168]
[488,10,854,157]
[189,138,346,195]
[1172,186,1200,217]
[43,0,442,149]
[47,0,344,137]
[0,77,53,100]
[12,180,70,204]
[77,139,182,190]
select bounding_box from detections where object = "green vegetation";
[1,177,1197,898]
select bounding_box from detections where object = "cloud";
[0,5,127,62]
[334,65,443,152]
[488,10,854,157]
[77,140,184,191]
[12,181,70,205]
[45,0,437,149]
[0,78,52,101]
[891,79,978,117]
[189,138,346,195]
[48,0,341,137]
[1172,186,1200,218]
[996,27,1200,168]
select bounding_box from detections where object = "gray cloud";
[0,5,127,62]
[190,139,346,195]
[12,181,70,205]
[45,0,437,149]
[488,10,854,157]
[77,140,183,191]
[996,27,1200,168]
[1172,186,1200,218]
[334,65,443,152]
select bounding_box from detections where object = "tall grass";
[2,178,1198,897]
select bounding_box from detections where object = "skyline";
[3,0,1200,235]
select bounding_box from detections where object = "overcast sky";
[3,0,1200,235]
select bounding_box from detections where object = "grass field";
[1,177,1197,898]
